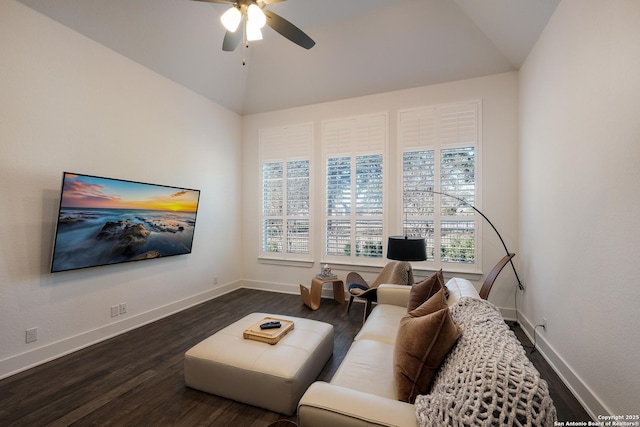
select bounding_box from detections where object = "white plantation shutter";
[262,162,283,217]
[399,107,437,150]
[326,157,351,217]
[262,162,284,253]
[356,154,383,216]
[402,150,436,260]
[261,124,312,161]
[439,104,478,146]
[324,119,352,158]
[323,113,386,261]
[287,160,309,216]
[440,146,475,214]
[399,101,480,270]
[259,124,312,259]
[324,115,386,156]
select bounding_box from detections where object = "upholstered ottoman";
[184,312,334,415]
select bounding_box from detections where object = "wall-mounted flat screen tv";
[51,172,201,273]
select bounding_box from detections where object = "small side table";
[300,278,345,310]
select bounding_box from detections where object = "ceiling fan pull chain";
[242,23,248,66]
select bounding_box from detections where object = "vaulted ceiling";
[19,0,560,115]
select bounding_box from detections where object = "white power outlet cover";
[119,303,127,315]
[26,327,38,343]
[111,305,119,317]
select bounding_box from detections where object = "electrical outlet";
[111,305,119,317]
[214,276,218,285]
[542,317,548,330]
[26,327,38,343]
[119,303,127,315]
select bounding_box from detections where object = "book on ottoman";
[243,317,295,345]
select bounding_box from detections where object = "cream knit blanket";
[415,298,557,426]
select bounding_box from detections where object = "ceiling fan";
[192,0,315,52]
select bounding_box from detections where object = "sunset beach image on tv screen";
[51,172,200,273]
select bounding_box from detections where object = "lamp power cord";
[530,324,546,354]
[513,283,546,354]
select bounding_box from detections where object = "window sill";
[412,266,483,281]
[258,257,314,268]
[257,257,483,281]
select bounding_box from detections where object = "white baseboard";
[518,312,610,420]
[0,281,240,381]
[242,279,346,300]
[241,279,350,301]
[498,306,517,321]
[241,279,301,295]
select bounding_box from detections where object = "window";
[399,102,480,271]
[259,124,312,260]
[323,114,387,263]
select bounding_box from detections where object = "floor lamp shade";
[387,236,427,261]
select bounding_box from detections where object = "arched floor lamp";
[426,189,524,291]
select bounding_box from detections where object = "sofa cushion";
[393,306,462,403]
[354,303,407,345]
[331,339,397,400]
[407,270,444,312]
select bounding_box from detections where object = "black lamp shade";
[387,236,427,261]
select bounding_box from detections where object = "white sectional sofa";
[298,278,556,427]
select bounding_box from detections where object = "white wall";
[242,72,521,314]
[519,0,640,417]
[0,1,243,379]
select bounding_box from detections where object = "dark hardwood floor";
[0,288,590,426]
[508,322,593,423]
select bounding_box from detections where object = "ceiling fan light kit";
[192,0,315,53]
[220,6,242,32]
[247,4,266,28]
[246,20,263,41]
[246,3,266,41]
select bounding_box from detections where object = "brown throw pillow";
[409,287,448,317]
[393,307,462,403]
[407,269,444,312]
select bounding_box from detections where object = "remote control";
[260,321,281,330]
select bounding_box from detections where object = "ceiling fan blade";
[222,27,243,51]
[263,9,315,49]
[191,0,235,4]
[261,0,287,4]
